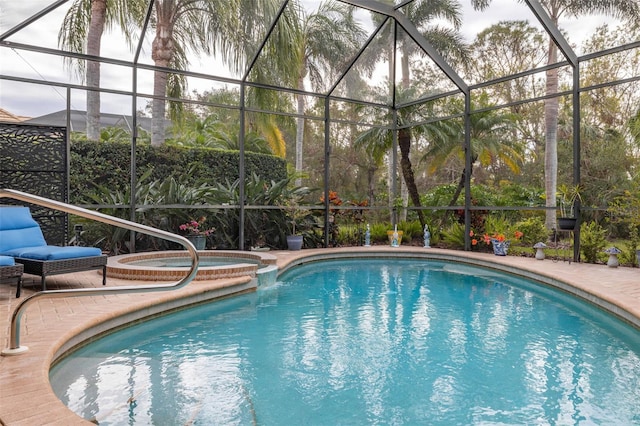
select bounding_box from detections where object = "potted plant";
[557,184,582,230]
[277,181,314,251]
[179,217,215,250]
[282,197,306,251]
[482,230,524,256]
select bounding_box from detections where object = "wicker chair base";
[0,264,24,298]
[15,255,107,292]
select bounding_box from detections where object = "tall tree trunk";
[399,49,411,221]
[449,166,470,208]
[295,74,305,186]
[367,165,377,206]
[398,128,425,226]
[151,22,174,147]
[401,50,410,87]
[387,153,395,222]
[86,0,107,141]
[151,68,168,146]
[544,39,559,229]
[387,31,395,223]
[400,178,408,222]
[445,156,476,225]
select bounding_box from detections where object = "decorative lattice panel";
[0,123,68,245]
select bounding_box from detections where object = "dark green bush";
[70,139,286,203]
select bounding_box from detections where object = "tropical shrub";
[335,224,366,246]
[513,217,549,246]
[618,238,639,267]
[141,168,219,250]
[580,221,607,263]
[608,189,640,240]
[483,215,508,236]
[79,170,314,252]
[441,222,466,249]
[398,220,423,243]
[370,222,390,244]
[78,169,158,254]
[206,173,317,250]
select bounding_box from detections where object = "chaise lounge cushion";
[0,206,101,260]
[0,206,48,253]
[0,206,107,292]
[2,245,102,260]
[0,255,16,266]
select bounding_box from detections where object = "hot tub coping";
[107,250,277,281]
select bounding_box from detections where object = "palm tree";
[148,0,220,146]
[187,87,287,157]
[353,106,396,205]
[355,86,460,225]
[364,0,468,226]
[147,0,290,146]
[168,109,280,154]
[59,0,144,141]
[471,0,640,229]
[170,114,227,147]
[288,1,368,181]
[422,93,522,208]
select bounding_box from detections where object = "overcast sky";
[0,0,621,119]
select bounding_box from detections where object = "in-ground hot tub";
[107,250,277,281]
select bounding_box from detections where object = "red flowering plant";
[178,217,215,236]
[454,198,488,231]
[469,230,481,247]
[320,190,343,215]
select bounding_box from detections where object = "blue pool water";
[50,259,640,425]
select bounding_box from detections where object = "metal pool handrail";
[0,189,200,355]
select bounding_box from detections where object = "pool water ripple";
[50,259,640,425]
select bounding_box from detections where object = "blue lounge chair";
[0,206,107,292]
[0,255,23,297]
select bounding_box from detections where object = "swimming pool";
[50,259,640,425]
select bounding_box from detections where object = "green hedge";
[70,140,287,202]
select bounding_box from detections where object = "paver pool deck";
[1,247,639,425]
